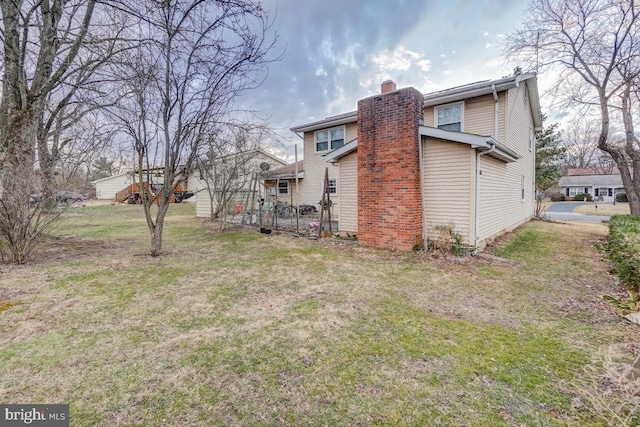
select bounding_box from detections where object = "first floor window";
[278,181,289,195]
[315,127,345,152]
[435,102,463,131]
[328,178,337,195]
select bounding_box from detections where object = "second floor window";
[315,127,345,152]
[435,102,463,132]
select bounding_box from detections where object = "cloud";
[370,47,424,71]
[239,0,427,133]
[234,0,530,155]
[418,59,432,72]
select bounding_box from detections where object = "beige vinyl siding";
[299,122,357,218]
[477,84,534,244]
[464,95,495,137]
[423,106,434,127]
[94,174,132,200]
[423,93,505,139]
[195,184,213,218]
[337,152,358,233]
[422,138,475,245]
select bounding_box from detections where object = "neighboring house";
[263,160,304,203]
[290,72,542,251]
[558,174,624,202]
[195,148,288,218]
[91,173,132,200]
[91,168,199,203]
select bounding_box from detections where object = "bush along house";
[290,70,542,251]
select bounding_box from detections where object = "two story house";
[289,71,542,251]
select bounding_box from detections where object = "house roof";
[90,172,129,185]
[322,128,520,164]
[567,167,620,176]
[558,174,623,187]
[322,139,358,163]
[420,127,520,162]
[291,73,542,133]
[199,148,287,167]
[263,160,304,180]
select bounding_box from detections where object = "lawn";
[574,202,631,216]
[0,204,638,426]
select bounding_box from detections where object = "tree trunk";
[38,145,58,212]
[0,109,39,263]
[148,196,170,257]
[150,223,163,257]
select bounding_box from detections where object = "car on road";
[56,190,85,204]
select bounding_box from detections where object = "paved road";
[544,202,610,223]
[544,202,592,212]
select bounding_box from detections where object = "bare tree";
[0,0,103,262]
[198,127,271,227]
[505,0,640,214]
[563,117,599,169]
[110,0,278,256]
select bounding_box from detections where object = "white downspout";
[419,133,427,248]
[491,84,499,139]
[475,142,495,252]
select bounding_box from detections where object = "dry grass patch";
[0,205,638,425]
[574,203,631,216]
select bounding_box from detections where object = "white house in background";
[558,174,625,202]
[194,149,288,218]
[289,71,542,251]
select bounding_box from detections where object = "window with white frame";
[278,180,289,195]
[435,102,463,131]
[566,187,583,196]
[328,178,337,195]
[315,127,345,152]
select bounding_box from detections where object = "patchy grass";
[0,204,637,426]
[574,203,630,216]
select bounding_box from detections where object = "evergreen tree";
[535,119,566,216]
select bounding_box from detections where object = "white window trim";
[278,180,289,195]
[434,101,464,132]
[328,178,337,195]
[314,125,346,154]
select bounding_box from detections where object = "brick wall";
[357,86,424,251]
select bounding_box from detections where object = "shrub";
[550,192,565,202]
[606,215,640,296]
[573,193,593,202]
[427,224,470,256]
[616,193,628,203]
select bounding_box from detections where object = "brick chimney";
[381,80,397,94]
[357,84,424,251]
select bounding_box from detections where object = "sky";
[239,0,535,159]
